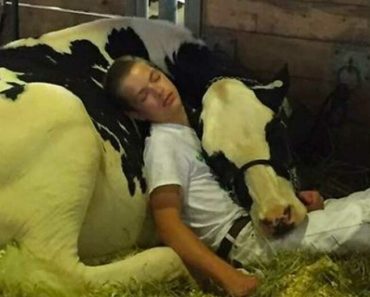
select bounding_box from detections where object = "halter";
[240,159,273,172]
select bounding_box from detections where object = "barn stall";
[0,1,369,296]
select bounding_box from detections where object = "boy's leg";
[229,188,370,267]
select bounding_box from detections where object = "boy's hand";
[223,270,259,297]
[298,190,324,212]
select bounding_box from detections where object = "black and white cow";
[0,17,201,286]
[0,17,306,288]
[198,76,307,236]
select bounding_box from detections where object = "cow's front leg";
[76,246,191,285]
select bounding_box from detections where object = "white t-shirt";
[144,123,247,250]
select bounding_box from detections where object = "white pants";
[229,188,370,267]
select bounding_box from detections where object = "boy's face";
[120,62,184,123]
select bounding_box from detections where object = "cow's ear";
[273,63,290,92]
[252,64,290,113]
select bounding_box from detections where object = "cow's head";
[199,70,307,237]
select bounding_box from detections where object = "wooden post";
[124,0,148,17]
[136,0,148,18]
[10,0,19,40]
[159,0,176,23]
[184,0,202,37]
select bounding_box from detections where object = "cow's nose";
[273,220,295,237]
[260,205,294,237]
[283,205,292,220]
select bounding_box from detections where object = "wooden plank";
[18,7,102,38]
[20,0,125,14]
[204,0,370,45]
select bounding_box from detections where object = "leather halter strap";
[239,159,274,173]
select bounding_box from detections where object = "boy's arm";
[150,184,259,297]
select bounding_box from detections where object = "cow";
[197,76,307,236]
[0,17,306,290]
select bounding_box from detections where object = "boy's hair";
[104,55,152,112]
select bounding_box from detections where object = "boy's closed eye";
[150,70,160,82]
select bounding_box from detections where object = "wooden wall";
[201,0,370,166]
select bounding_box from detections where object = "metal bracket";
[333,46,370,90]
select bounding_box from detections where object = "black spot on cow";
[0,28,152,196]
[165,42,254,111]
[265,118,292,180]
[165,43,216,109]
[0,82,24,100]
[204,151,252,210]
[105,27,150,60]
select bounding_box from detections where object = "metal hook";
[336,57,361,90]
